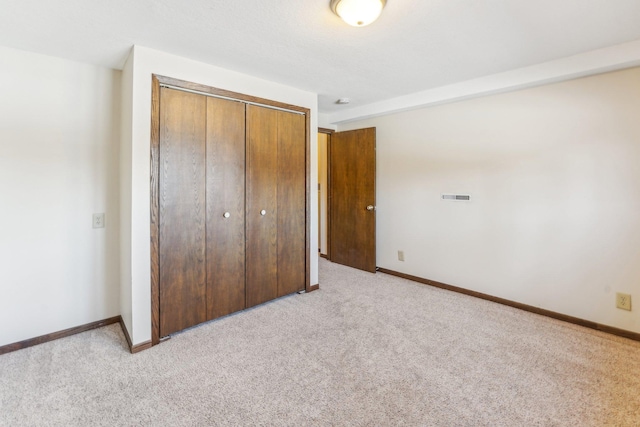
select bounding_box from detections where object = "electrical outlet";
[93,213,105,229]
[616,293,631,311]
[398,250,404,262]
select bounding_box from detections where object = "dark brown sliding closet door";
[277,111,306,296]
[206,97,246,320]
[159,88,207,337]
[246,105,279,308]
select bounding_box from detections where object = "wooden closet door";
[246,105,279,308]
[206,97,246,320]
[277,111,306,296]
[159,88,207,337]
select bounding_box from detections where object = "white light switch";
[93,213,105,229]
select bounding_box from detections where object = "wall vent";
[442,194,471,201]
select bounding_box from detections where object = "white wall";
[121,46,319,345]
[339,67,640,334]
[119,50,134,337]
[0,46,121,346]
[318,113,337,130]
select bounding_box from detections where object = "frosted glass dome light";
[330,0,387,27]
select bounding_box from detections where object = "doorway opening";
[318,129,332,259]
[317,127,376,273]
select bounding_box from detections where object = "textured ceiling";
[2,0,640,115]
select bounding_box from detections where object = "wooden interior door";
[206,97,246,320]
[329,127,376,272]
[276,110,306,296]
[245,105,279,307]
[159,87,207,337]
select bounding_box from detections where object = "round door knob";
[260,209,267,216]
[366,205,375,211]
[223,212,231,218]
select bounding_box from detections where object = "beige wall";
[0,46,121,346]
[318,133,328,255]
[119,49,134,337]
[338,67,640,333]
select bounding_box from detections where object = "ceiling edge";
[327,38,640,125]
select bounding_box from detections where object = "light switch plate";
[93,213,105,229]
[616,293,631,311]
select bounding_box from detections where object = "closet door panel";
[206,97,246,320]
[159,88,207,337]
[246,105,279,308]
[277,111,306,296]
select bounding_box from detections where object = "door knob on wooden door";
[366,205,375,211]
[223,212,231,218]
[260,209,267,216]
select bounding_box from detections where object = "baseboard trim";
[131,340,153,353]
[320,254,328,259]
[118,317,152,354]
[377,268,640,343]
[119,318,134,352]
[307,283,320,293]
[0,316,122,356]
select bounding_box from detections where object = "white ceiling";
[2,0,640,117]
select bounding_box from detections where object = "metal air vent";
[442,194,471,201]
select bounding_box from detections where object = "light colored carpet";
[1,258,639,426]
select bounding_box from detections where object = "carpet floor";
[1,258,639,426]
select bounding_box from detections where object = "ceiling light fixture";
[330,0,387,27]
